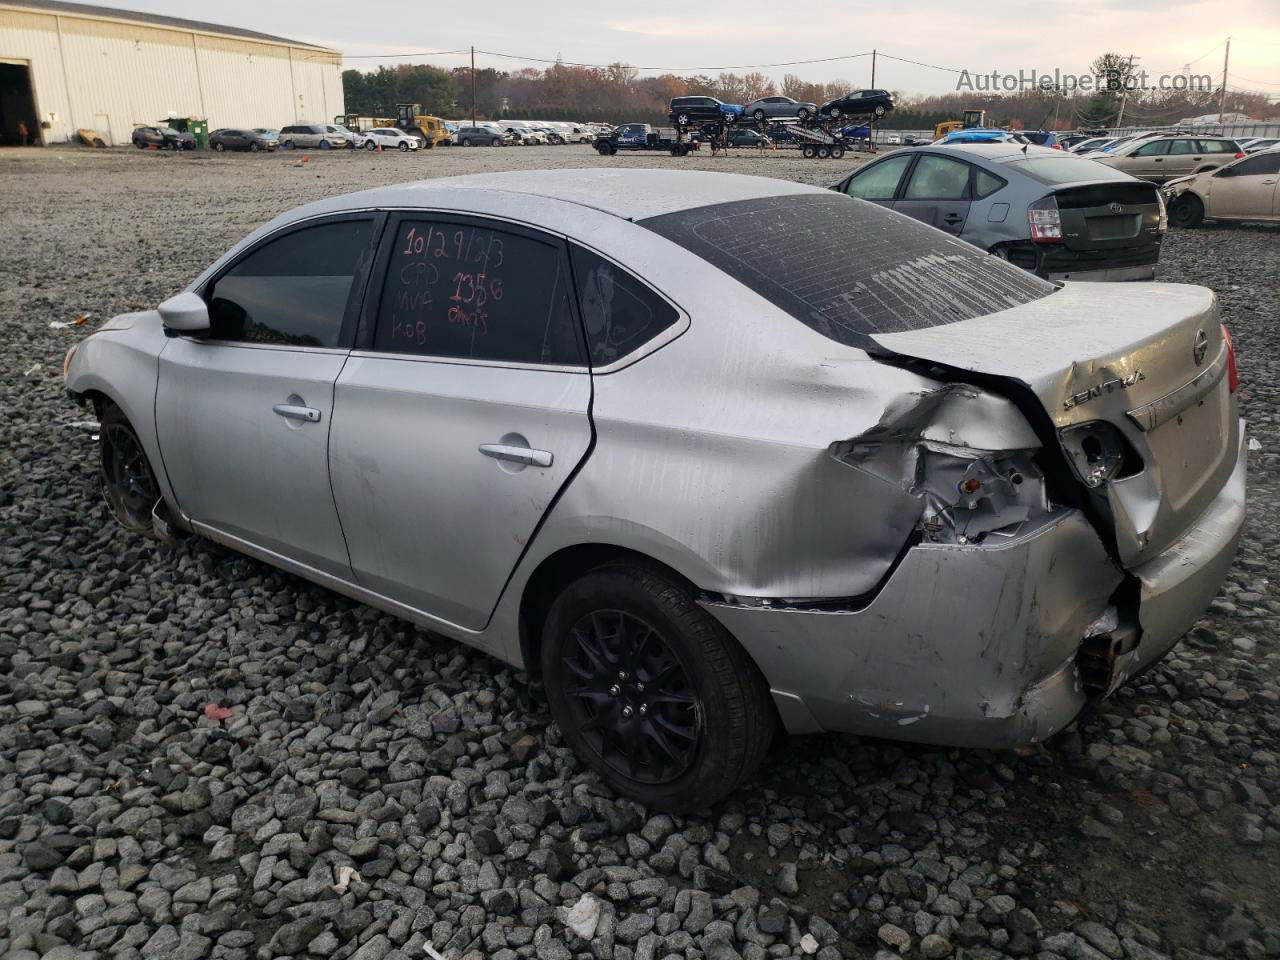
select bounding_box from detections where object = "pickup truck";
[594,123,699,156]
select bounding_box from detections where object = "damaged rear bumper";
[703,422,1245,747]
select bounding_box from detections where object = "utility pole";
[1218,37,1230,123]
[870,48,876,88]
[1114,54,1137,128]
[470,45,477,125]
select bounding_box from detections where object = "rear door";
[1162,139,1204,179]
[893,153,973,234]
[329,214,593,631]
[156,214,381,577]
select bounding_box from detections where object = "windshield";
[640,193,1054,344]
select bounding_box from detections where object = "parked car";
[439,122,458,145]
[209,128,276,152]
[361,128,420,152]
[1240,137,1280,154]
[279,124,349,149]
[252,128,280,145]
[1058,133,1099,150]
[882,133,902,145]
[131,125,194,150]
[1163,148,1280,226]
[1092,135,1245,183]
[65,168,1244,811]
[934,128,1030,146]
[454,125,505,146]
[567,125,594,143]
[534,126,566,144]
[669,96,742,127]
[1071,137,1117,155]
[742,96,816,122]
[727,128,770,147]
[1020,130,1062,149]
[819,89,894,120]
[834,143,1167,281]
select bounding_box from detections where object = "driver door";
[155,214,382,577]
[1206,153,1280,219]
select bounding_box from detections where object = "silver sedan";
[65,169,1245,811]
[742,96,816,122]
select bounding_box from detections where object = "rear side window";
[570,247,680,366]
[373,219,584,365]
[903,155,971,200]
[973,169,1004,198]
[1199,140,1235,154]
[206,219,373,347]
[641,193,1055,344]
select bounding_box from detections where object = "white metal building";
[0,0,344,146]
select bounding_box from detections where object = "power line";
[474,48,875,72]
[875,52,965,75]
[341,48,471,60]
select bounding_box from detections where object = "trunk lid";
[872,282,1239,568]
[1053,181,1162,252]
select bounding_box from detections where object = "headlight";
[1059,422,1130,488]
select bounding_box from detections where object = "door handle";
[479,443,553,468]
[273,403,321,423]
[942,213,963,224]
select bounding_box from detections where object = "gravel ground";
[2,144,1279,960]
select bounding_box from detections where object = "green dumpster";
[159,117,210,150]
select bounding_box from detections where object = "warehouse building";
[0,0,344,146]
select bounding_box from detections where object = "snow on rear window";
[640,193,1055,345]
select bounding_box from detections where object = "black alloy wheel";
[561,610,698,784]
[99,405,161,537]
[542,561,775,811]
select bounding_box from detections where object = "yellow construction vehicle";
[394,103,447,148]
[334,114,393,133]
[933,109,986,141]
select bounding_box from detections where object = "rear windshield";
[1008,157,1129,184]
[640,193,1054,344]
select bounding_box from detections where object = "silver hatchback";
[742,96,816,122]
[66,170,1245,811]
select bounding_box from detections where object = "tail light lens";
[1052,143,1063,150]
[1155,190,1169,235]
[1222,324,1238,393]
[1234,152,1246,159]
[1028,197,1063,243]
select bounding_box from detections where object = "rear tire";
[214,142,225,152]
[830,144,845,160]
[874,104,888,117]
[802,144,817,159]
[797,107,810,120]
[817,145,831,159]
[1171,193,1205,228]
[829,106,843,119]
[541,561,775,812]
[99,404,162,540]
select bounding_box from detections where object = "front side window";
[1226,153,1280,176]
[903,155,971,200]
[374,219,583,365]
[206,219,373,347]
[844,153,913,200]
[571,247,680,366]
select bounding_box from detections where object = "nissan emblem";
[1193,329,1209,366]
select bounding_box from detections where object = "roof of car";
[921,143,1065,162]
[333,169,824,221]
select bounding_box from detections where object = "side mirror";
[158,292,210,336]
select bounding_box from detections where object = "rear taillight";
[1155,190,1168,235]
[1028,197,1063,243]
[1052,143,1063,150]
[1234,152,1246,159]
[1223,323,1238,393]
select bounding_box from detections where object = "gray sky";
[124,0,1279,101]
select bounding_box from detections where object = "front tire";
[873,104,887,117]
[214,142,225,152]
[753,109,766,121]
[797,107,811,120]
[541,561,775,812]
[829,106,843,119]
[398,141,409,152]
[319,139,331,149]
[99,404,162,539]
[1171,193,1205,228]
